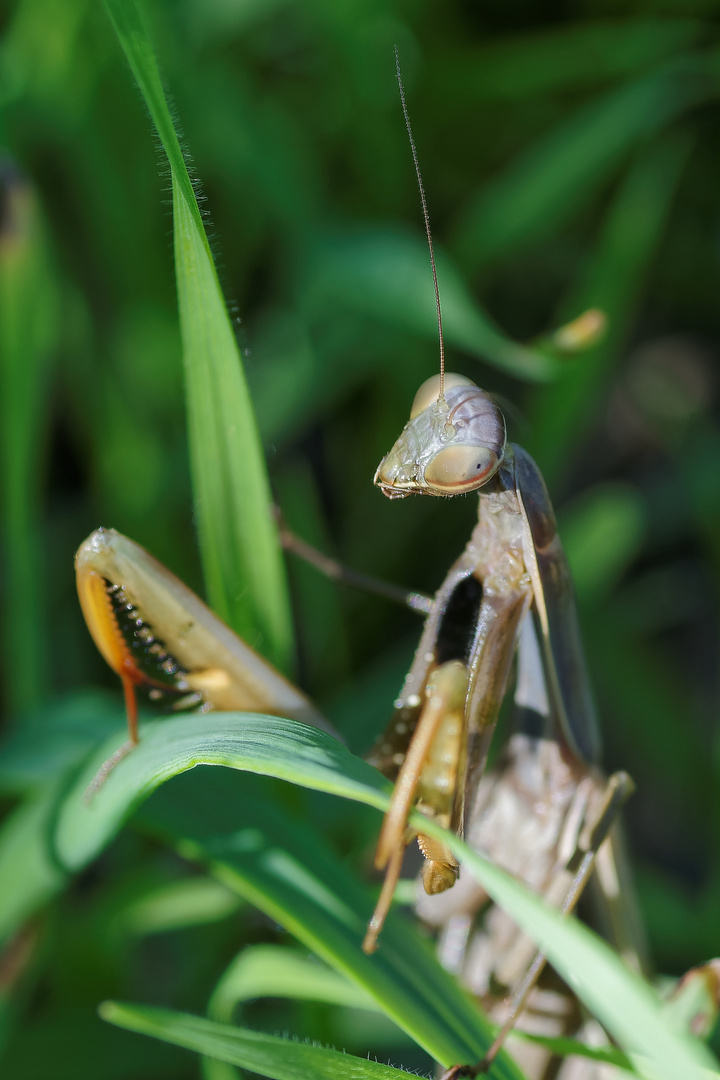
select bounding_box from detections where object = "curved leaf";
[46,711,718,1079]
[52,723,519,1077]
[303,229,557,381]
[207,946,378,1022]
[100,1002,412,1079]
[54,714,387,872]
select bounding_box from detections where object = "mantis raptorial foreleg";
[75,527,338,761]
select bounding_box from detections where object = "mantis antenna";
[394,46,445,399]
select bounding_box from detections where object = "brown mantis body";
[73,377,643,1078]
[354,54,646,1074]
[361,370,644,1077]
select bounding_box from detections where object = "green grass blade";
[208,946,379,1022]
[202,947,384,1080]
[103,0,292,668]
[0,695,125,946]
[560,483,646,606]
[304,229,557,381]
[50,718,522,1076]
[99,1002,414,1079]
[115,877,243,937]
[49,711,719,1079]
[201,946,423,1079]
[453,60,714,271]
[505,1031,631,1070]
[0,173,58,713]
[0,692,125,796]
[53,714,388,872]
[421,818,720,1080]
[446,19,703,101]
[202,946,381,1080]
[527,131,693,486]
[0,785,67,947]
[143,774,518,1077]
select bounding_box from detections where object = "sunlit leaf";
[46,711,718,1079]
[103,0,292,668]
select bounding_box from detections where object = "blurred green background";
[1,0,719,1076]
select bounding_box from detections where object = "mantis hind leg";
[441,769,636,1079]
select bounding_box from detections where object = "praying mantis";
[74,367,644,1077]
[367,369,644,1078]
[74,330,649,1078]
[73,55,664,1080]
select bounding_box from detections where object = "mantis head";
[374,373,507,498]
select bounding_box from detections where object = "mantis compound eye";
[424,444,499,494]
[420,379,506,495]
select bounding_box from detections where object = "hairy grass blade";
[103,0,292,668]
